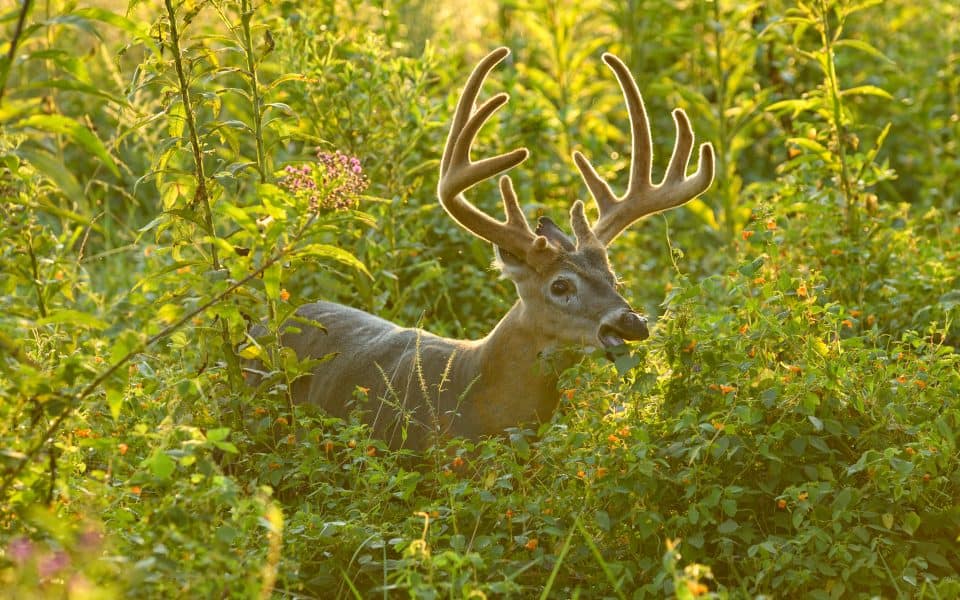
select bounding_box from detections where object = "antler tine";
[438,48,558,269]
[574,52,715,245]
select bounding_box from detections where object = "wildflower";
[796,284,808,298]
[752,276,766,285]
[279,288,290,302]
[366,445,377,456]
[686,581,709,597]
[719,384,736,394]
[739,323,749,335]
[563,389,575,401]
[275,416,288,426]
[287,434,296,445]
[914,380,927,390]
[831,248,843,255]
[74,428,92,438]
[798,491,809,501]
[347,439,357,448]
[896,375,907,384]
[452,456,464,468]
[711,421,725,431]
[176,265,191,274]
[38,550,70,579]
[322,440,334,453]
[842,319,854,328]
[118,443,128,455]
[130,486,142,496]
[596,467,608,478]
[7,537,34,564]
[254,407,268,416]
[505,509,514,519]
[741,230,754,240]
[923,473,931,482]
[277,150,369,212]
[777,499,787,510]
[524,538,539,551]
[905,447,916,456]
[866,314,876,327]
[269,462,281,470]
[607,434,620,444]
[576,469,586,479]
[683,340,697,353]
[766,219,778,230]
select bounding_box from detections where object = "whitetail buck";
[277,48,714,450]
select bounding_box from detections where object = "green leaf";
[16,114,120,177]
[144,450,176,479]
[295,244,372,279]
[106,386,124,420]
[206,428,231,442]
[902,511,921,536]
[717,519,739,534]
[833,39,894,64]
[839,85,893,100]
[37,309,109,331]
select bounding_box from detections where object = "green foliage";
[1,0,958,598]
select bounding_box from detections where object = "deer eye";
[550,279,573,295]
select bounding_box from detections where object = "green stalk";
[0,0,34,107]
[711,0,732,239]
[240,0,267,182]
[818,0,857,234]
[163,0,220,269]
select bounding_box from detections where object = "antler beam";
[437,47,559,269]
[573,53,716,245]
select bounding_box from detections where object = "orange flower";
[683,340,697,353]
[54,270,64,281]
[923,473,931,482]
[286,434,296,445]
[849,309,862,317]
[914,380,927,390]
[798,491,809,501]
[719,384,736,394]
[452,456,464,468]
[752,276,766,285]
[830,248,843,256]
[686,581,709,596]
[739,323,749,335]
[366,445,377,456]
[796,284,808,298]
[524,538,539,551]
[505,509,514,519]
[866,314,876,327]
[576,469,586,479]
[708,384,720,391]
[275,416,288,426]
[711,421,725,431]
[787,146,802,158]
[74,428,92,438]
[279,288,290,302]
[607,434,620,444]
[896,375,907,384]
[347,439,357,448]
[766,219,778,230]
[268,462,281,470]
[596,467,608,478]
[777,499,787,510]
[905,447,916,456]
[741,230,754,240]
[130,486,142,496]
[176,265,191,274]
[254,407,268,416]
[118,443,128,455]
[563,389,575,401]
[787,365,802,374]
[322,440,334,453]
[841,319,854,328]
[617,426,631,438]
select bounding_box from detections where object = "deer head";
[437,47,715,352]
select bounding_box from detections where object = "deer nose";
[618,311,649,341]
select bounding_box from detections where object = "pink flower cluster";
[278,150,368,212]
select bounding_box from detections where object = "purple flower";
[278,149,368,212]
[38,550,70,579]
[7,537,33,564]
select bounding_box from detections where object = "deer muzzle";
[598,310,649,347]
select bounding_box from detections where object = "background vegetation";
[1,0,958,597]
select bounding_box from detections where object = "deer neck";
[464,300,578,427]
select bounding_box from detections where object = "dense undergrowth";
[1,0,958,597]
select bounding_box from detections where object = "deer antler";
[573,53,715,245]
[438,47,560,269]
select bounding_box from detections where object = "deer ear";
[493,244,534,279]
[535,217,575,252]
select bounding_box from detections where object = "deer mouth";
[598,312,649,347]
[598,325,626,348]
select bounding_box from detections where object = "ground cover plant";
[1,0,958,597]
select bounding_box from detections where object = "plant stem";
[711,0,732,239]
[0,0,34,107]
[240,0,267,182]
[818,0,857,234]
[164,0,220,269]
